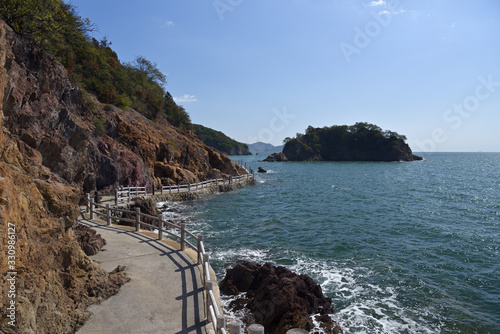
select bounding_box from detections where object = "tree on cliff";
[0,0,94,50]
[192,124,251,155]
[0,0,192,130]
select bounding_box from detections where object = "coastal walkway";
[76,214,208,334]
[75,173,257,334]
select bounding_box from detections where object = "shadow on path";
[78,214,208,334]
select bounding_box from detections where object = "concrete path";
[76,213,209,334]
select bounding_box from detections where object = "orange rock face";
[0,18,243,333]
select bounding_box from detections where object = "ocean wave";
[288,256,442,334]
[220,292,250,330]
[211,247,271,266]
[158,201,193,223]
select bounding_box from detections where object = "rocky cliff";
[0,19,245,333]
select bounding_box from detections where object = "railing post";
[180,223,186,251]
[205,280,214,327]
[90,198,95,220]
[158,215,163,240]
[161,185,164,195]
[286,329,309,334]
[217,315,226,334]
[86,193,90,213]
[248,324,265,334]
[178,184,180,194]
[136,186,138,197]
[229,320,242,334]
[188,183,191,192]
[197,235,203,264]
[115,188,118,205]
[128,188,131,202]
[106,204,111,226]
[135,207,141,231]
[203,253,210,281]
[169,185,172,195]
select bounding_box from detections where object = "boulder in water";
[220,261,343,334]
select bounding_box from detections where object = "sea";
[159,152,500,333]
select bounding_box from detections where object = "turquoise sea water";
[163,153,500,333]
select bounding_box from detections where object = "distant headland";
[265,123,423,162]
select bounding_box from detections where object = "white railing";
[86,195,228,333]
[110,174,255,205]
[86,168,307,333]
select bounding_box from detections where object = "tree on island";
[269,122,422,162]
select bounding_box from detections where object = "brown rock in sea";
[263,152,289,162]
[220,261,343,334]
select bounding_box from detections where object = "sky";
[69,0,500,152]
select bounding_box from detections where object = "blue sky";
[70,0,500,151]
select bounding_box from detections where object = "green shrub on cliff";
[0,0,192,129]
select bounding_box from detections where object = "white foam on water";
[220,292,250,330]
[288,256,443,334]
[211,247,271,266]
[213,250,443,333]
[158,200,193,223]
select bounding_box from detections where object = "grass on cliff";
[0,0,192,130]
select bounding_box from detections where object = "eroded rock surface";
[74,224,107,256]
[0,18,243,333]
[220,261,343,334]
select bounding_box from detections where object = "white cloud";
[173,94,197,103]
[368,0,386,7]
[162,20,175,28]
[379,8,406,16]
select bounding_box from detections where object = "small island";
[265,122,422,162]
